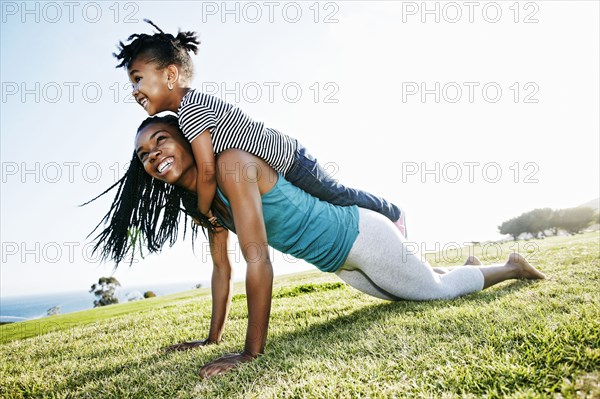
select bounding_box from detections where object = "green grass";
[1,232,599,398]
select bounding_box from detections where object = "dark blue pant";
[284,142,401,222]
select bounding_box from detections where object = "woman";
[89,115,545,378]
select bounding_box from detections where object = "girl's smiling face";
[135,122,196,189]
[128,57,174,115]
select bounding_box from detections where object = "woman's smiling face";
[135,122,195,188]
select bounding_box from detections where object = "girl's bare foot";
[464,255,482,266]
[507,253,546,280]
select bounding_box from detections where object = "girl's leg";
[338,209,545,301]
[284,143,406,234]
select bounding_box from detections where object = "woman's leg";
[478,252,546,288]
[335,268,400,300]
[337,209,545,301]
[432,255,482,274]
[335,261,479,298]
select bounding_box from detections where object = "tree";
[90,277,121,307]
[548,210,564,236]
[499,205,598,239]
[143,291,156,298]
[194,283,203,289]
[524,208,554,238]
[556,207,598,234]
[498,216,526,241]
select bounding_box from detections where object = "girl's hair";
[83,115,232,267]
[114,19,200,83]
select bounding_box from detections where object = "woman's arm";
[164,227,232,351]
[207,227,233,343]
[199,150,274,378]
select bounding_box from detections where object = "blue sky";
[1,1,599,297]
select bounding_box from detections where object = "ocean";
[0,281,209,323]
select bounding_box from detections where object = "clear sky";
[1,1,599,297]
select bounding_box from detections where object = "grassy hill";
[1,232,599,398]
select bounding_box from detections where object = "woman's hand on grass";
[199,352,255,379]
[163,339,215,352]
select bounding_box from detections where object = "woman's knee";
[336,269,398,301]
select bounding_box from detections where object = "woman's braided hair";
[114,19,200,82]
[83,115,232,267]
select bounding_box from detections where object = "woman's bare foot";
[464,255,482,266]
[507,253,546,280]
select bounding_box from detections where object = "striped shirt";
[177,90,297,174]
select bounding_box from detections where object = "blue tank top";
[216,175,359,273]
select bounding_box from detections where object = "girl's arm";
[199,150,274,378]
[191,130,217,217]
[164,227,232,351]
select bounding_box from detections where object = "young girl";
[114,20,407,235]
[88,115,546,378]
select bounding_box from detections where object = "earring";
[167,81,174,91]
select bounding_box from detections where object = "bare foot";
[464,256,482,266]
[507,253,546,280]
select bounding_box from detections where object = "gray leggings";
[336,209,485,301]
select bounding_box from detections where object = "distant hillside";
[578,198,599,210]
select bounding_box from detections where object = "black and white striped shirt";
[178,90,297,174]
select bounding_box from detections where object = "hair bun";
[175,31,200,55]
